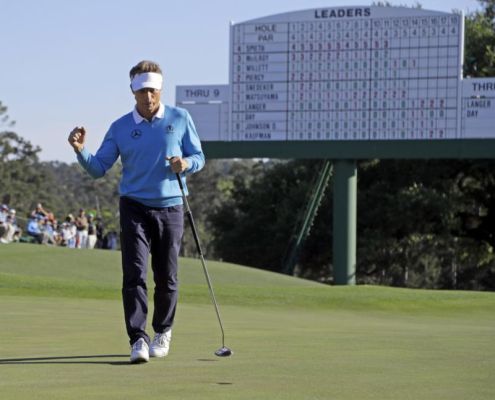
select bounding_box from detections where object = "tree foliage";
[464,0,495,77]
[207,159,495,290]
[0,103,51,217]
[357,160,495,290]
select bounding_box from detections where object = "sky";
[0,0,482,163]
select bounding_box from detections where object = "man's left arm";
[182,111,205,174]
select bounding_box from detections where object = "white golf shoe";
[130,338,149,363]
[149,329,172,358]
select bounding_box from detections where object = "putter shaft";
[175,173,227,349]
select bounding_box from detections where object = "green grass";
[0,243,494,400]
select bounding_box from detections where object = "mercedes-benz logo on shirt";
[131,129,142,139]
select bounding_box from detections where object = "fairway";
[1,244,494,400]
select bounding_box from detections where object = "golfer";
[68,60,205,363]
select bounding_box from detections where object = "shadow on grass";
[0,354,130,366]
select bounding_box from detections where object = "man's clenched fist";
[68,126,86,153]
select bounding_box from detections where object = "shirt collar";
[132,102,165,124]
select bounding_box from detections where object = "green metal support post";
[333,160,357,285]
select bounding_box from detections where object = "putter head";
[215,346,233,357]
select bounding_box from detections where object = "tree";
[209,160,332,275]
[0,103,57,218]
[464,1,495,77]
[355,159,495,290]
[180,159,254,258]
[479,0,495,21]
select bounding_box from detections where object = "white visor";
[131,72,163,91]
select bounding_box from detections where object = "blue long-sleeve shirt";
[77,105,205,207]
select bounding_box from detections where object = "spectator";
[0,204,8,221]
[0,204,8,239]
[26,216,49,244]
[75,208,89,248]
[0,207,22,243]
[62,215,77,248]
[53,221,63,246]
[46,212,56,225]
[105,231,118,250]
[8,209,21,242]
[86,213,97,249]
[9,208,17,226]
[0,215,16,244]
[41,219,56,245]
[95,217,105,248]
[31,203,49,220]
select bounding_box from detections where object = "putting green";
[0,244,494,399]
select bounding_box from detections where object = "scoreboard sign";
[178,6,495,151]
[230,6,464,141]
[461,78,495,138]
[176,84,229,141]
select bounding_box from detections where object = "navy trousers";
[119,197,184,345]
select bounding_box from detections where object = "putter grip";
[175,173,205,257]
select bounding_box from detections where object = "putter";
[175,173,233,357]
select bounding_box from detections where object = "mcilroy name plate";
[230,6,464,141]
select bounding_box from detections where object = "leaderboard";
[230,7,463,141]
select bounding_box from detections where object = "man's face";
[134,88,161,119]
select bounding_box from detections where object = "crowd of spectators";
[0,202,118,250]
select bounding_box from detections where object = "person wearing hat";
[8,209,21,242]
[9,208,16,221]
[68,60,204,363]
[0,215,16,244]
[31,203,49,220]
